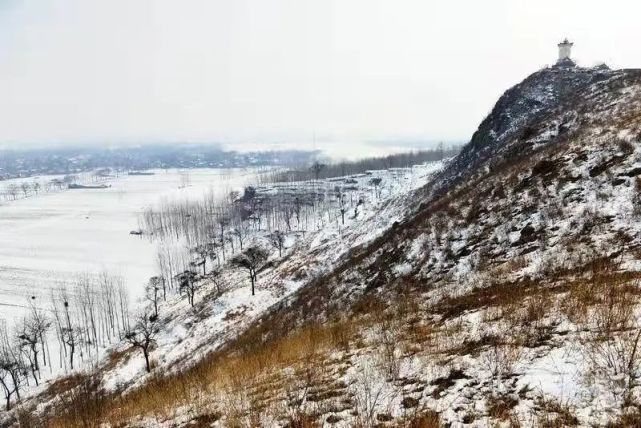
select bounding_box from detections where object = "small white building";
[558,38,573,61]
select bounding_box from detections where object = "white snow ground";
[101,162,446,392]
[0,168,261,327]
[0,162,444,418]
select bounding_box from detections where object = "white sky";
[0,0,639,152]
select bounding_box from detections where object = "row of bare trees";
[267,147,457,183]
[120,161,434,374]
[0,272,130,410]
[0,170,117,202]
[141,177,379,305]
[143,175,385,259]
[137,160,433,314]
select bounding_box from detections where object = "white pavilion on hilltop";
[556,38,576,67]
[558,39,573,61]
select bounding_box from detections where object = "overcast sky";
[0,0,639,153]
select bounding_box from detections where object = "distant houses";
[67,183,110,190]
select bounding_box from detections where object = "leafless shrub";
[432,319,466,354]
[350,361,393,428]
[581,280,641,403]
[506,255,529,273]
[481,338,524,387]
[373,315,402,380]
[282,363,327,427]
[55,373,106,428]
[560,259,621,325]
[504,291,554,347]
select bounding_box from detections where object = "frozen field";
[0,168,260,326]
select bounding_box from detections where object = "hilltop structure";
[556,38,576,67]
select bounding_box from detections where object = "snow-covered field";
[101,162,445,392]
[0,161,446,423]
[0,169,260,327]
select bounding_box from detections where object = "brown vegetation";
[40,292,443,427]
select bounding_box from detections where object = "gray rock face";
[434,64,641,194]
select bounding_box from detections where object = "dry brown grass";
[560,258,641,326]
[42,309,379,427]
[487,393,518,420]
[39,288,448,427]
[38,250,641,427]
[534,396,578,427]
[397,410,441,428]
[436,278,539,321]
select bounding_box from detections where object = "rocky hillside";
[15,63,641,427]
[216,63,641,426]
[258,62,641,331]
[439,63,634,191]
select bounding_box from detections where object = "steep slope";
[3,163,445,427]
[25,64,641,427]
[212,64,641,426]
[256,63,641,326]
[436,63,625,192]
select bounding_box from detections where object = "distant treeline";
[269,146,461,183]
[0,143,461,182]
[0,144,318,181]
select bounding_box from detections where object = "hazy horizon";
[0,139,462,164]
[1,0,639,154]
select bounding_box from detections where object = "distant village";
[0,144,318,181]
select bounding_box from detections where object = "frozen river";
[0,168,259,325]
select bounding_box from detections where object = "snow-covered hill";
[9,62,641,427]
[1,162,446,427]
[195,63,641,427]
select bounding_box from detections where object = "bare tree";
[207,242,221,268]
[208,267,225,295]
[310,161,326,182]
[125,313,159,373]
[369,177,383,199]
[336,187,347,225]
[231,221,250,251]
[231,246,269,296]
[6,183,19,200]
[146,277,163,319]
[179,171,191,188]
[63,174,78,185]
[282,204,295,232]
[20,182,31,198]
[192,244,209,275]
[16,307,50,385]
[117,281,131,335]
[269,231,286,258]
[76,276,99,350]
[437,141,444,161]
[217,215,230,261]
[61,300,80,370]
[176,270,199,307]
[0,328,24,411]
